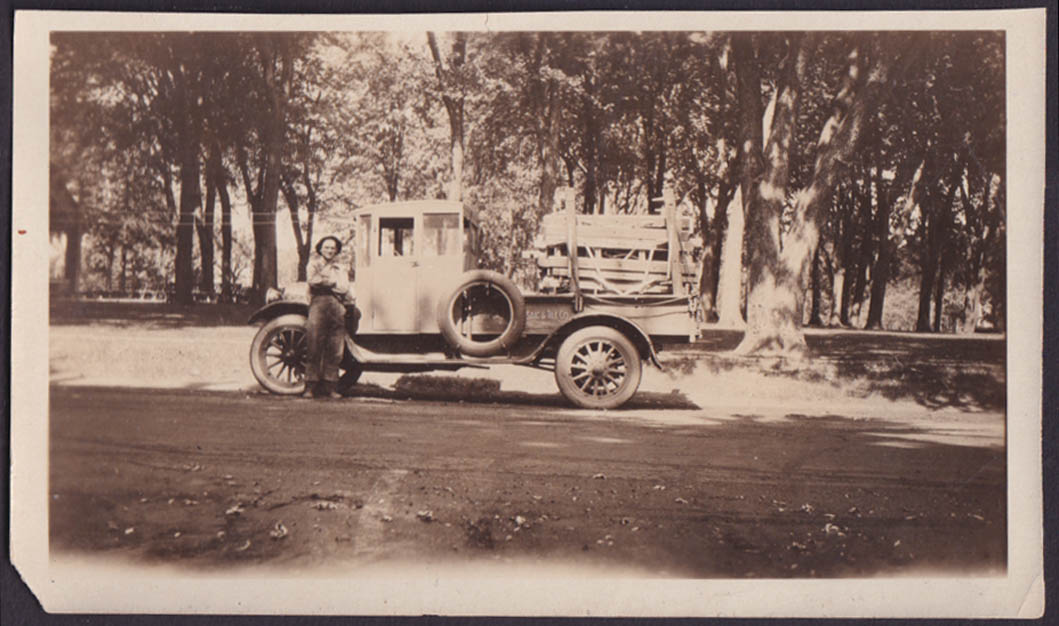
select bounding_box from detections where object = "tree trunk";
[119,246,128,293]
[867,159,921,329]
[199,158,217,296]
[104,246,114,292]
[933,257,946,332]
[538,77,561,216]
[281,178,312,282]
[916,172,957,332]
[581,80,599,215]
[715,186,746,328]
[739,37,892,355]
[809,246,824,327]
[849,172,875,324]
[915,214,937,333]
[212,156,234,303]
[175,143,201,306]
[251,210,277,302]
[736,34,808,355]
[64,223,82,295]
[427,32,467,202]
[700,178,733,319]
[829,266,846,327]
[961,278,986,334]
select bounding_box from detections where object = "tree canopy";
[51,29,1005,350]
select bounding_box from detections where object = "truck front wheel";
[250,313,309,395]
[250,314,360,395]
[554,326,642,409]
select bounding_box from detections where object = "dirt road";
[50,385,1005,577]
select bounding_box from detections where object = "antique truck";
[249,191,702,409]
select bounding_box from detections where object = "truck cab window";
[379,217,414,257]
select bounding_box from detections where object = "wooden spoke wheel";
[250,313,360,396]
[554,326,642,409]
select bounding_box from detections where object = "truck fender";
[247,301,309,325]
[547,313,661,368]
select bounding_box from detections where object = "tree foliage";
[51,30,1005,342]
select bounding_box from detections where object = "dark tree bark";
[168,50,204,307]
[916,167,957,332]
[280,174,314,282]
[849,169,876,321]
[581,76,600,214]
[427,32,467,201]
[933,256,946,332]
[174,136,201,306]
[237,38,295,304]
[64,222,82,293]
[52,181,83,294]
[538,75,562,216]
[198,172,216,295]
[701,179,736,318]
[207,146,234,303]
[119,246,128,293]
[834,187,855,327]
[867,158,921,329]
[809,246,825,327]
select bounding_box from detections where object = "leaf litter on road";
[269,522,288,539]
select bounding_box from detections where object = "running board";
[346,338,537,368]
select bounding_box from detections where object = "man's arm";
[307,258,334,288]
[332,266,350,296]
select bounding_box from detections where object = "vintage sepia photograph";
[10,9,1045,617]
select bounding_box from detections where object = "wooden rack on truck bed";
[534,188,702,302]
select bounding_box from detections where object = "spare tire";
[436,270,526,357]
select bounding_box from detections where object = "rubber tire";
[250,313,310,395]
[554,326,643,409]
[436,270,526,357]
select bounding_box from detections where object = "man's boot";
[302,382,317,398]
[321,380,342,399]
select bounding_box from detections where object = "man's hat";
[315,236,342,255]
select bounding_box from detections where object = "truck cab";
[353,200,478,334]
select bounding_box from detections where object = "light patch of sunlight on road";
[520,441,566,449]
[866,428,1004,449]
[869,440,926,449]
[555,409,734,428]
[576,436,633,444]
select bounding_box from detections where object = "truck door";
[371,216,418,331]
[416,211,464,333]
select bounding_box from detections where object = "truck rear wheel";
[554,325,642,409]
[437,270,526,357]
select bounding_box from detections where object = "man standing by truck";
[303,236,350,399]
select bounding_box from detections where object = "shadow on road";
[347,379,700,411]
